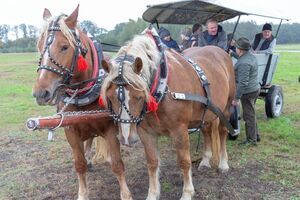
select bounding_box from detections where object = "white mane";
[37,15,79,52]
[102,34,161,102]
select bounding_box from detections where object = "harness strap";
[145,27,169,104]
[172,92,235,134]
[178,55,235,135]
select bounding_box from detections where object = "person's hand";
[232,99,240,106]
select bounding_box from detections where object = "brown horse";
[32,6,132,200]
[101,32,235,199]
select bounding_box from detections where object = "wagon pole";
[26,110,111,131]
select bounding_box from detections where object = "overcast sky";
[0,0,299,30]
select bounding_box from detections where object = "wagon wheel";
[265,85,284,118]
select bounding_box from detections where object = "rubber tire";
[265,85,284,118]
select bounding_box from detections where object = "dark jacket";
[162,38,180,52]
[252,33,275,51]
[198,25,227,50]
[234,51,260,99]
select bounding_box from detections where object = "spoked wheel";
[265,85,284,118]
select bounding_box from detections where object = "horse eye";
[61,45,69,52]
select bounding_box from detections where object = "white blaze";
[117,88,131,144]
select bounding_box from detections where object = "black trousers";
[241,89,260,141]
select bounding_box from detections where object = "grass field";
[0,49,299,199]
[276,43,300,51]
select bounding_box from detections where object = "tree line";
[0,19,299,53]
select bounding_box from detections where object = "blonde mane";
[102,34,161,102]
[37,15,78,53]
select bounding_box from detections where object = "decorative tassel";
[147,95,158,113]
[98,96,105,108]
[77,55,88,71]
[147,95,160,123]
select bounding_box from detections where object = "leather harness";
[110,28,234,135]
[37,15,105,107]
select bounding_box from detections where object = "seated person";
[189,23,202,47]
[198,18,227,50]
[180,27,192,51]
[252,23,276,54]
[159,27,180,52]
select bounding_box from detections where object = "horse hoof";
[218,167,229,173]
[121,192,133,200]
[180,193,193,200]
[198,161,211,171]
[146,193,159,200]
[77,196,89,200]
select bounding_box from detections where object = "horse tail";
[93,136,110,164]
[211,118,220,166]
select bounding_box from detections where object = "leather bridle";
[37,15,87,85]
[108,54,146,124]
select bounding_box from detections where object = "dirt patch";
[0,133,299,200]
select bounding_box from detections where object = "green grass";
[0,53,55,131]
[276,44,300,51]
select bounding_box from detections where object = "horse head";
[101,35,160,146]
[101,56,145,146]
[33,5,92,105]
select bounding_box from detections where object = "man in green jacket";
[232,37,260,145]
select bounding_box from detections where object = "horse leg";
[105,129,132,200]
[84,137,93,168]
[139,129,160,200]
[65,129,89,200]
[172,127,195,200]
[218,122,229,172]
[198,122,212,169]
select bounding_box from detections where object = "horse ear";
[43,8,52,20]
[102,60,110,73]
[133,57,143,74]
[65,4,79,29]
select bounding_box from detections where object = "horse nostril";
[42,90,51,101]
[32,92,37,98]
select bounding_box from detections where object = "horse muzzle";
[119,132,139,147]
[32,88,58,106]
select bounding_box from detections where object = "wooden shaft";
[26,112,111,131]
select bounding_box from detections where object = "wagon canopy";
[142,0,289,25]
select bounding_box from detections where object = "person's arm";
[198,34,205,47]
[256,38,277,54]
[172,40,181,52]
[230,50,239,59]
[217,31,228,50]
[236,63,251,99]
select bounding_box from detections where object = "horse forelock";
[37,15,78,52]
[102,34,161,103]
